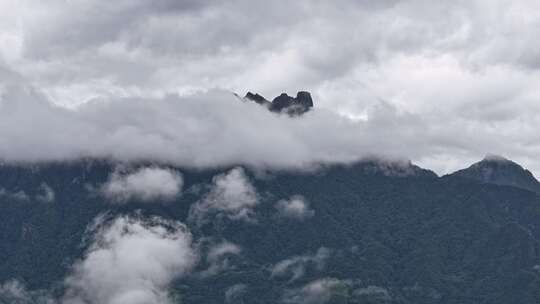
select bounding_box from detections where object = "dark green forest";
[1,158,540,304]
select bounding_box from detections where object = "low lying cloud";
[189,167,258,224]
[1,215,199,304]
[62,215,197,304]
[353,285,392,302]
[224,284,248,304]
[271,247,330,282]
[0,183,55,203]
[0,280,54,304]
[2,82,540,176]
[275,195,314,220]
[36,183,55,202]
[0,85,380,169]
[283,277,392,304]
[0,188,29,201]
[283,277,348,304]
[101,167,183,203]
[0,280,26,300]
[207,241,242,262]
[199,240,242,277]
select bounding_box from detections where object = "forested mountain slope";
[0,159,540,303]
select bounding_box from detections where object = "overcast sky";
[1,0,540,175]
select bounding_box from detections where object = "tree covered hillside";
[0,159,539,303]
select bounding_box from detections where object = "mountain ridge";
[447,155,540,195]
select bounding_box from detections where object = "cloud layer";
[1,1,540,175]
[2,83,539,176]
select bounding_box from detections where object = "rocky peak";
[244,91,314,115]
[244,92,270,106]
[270,93,295,111]
[295,91,313,108]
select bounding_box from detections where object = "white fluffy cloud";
[275,196,314,220]
[2,1,540,175]
[102,167,183,202]
[0,85,414,168]
[1,215,199,304]
[189,168,259,224]
[2,84,538,176]
[62,216,197,304]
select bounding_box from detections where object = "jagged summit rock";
[244,91,313,115]
[270,93,295,112]
[296,91,313,106]
[244,92,270,106]
[449,155,540,194]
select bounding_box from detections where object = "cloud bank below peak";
[0,83,406,168]
[0,81,539,176]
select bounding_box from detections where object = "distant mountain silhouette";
[449,155,540,194]
[244,91,313,115]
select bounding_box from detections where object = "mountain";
[244,91,314,115]
[448,155,540,194]
[1,158,540,303]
